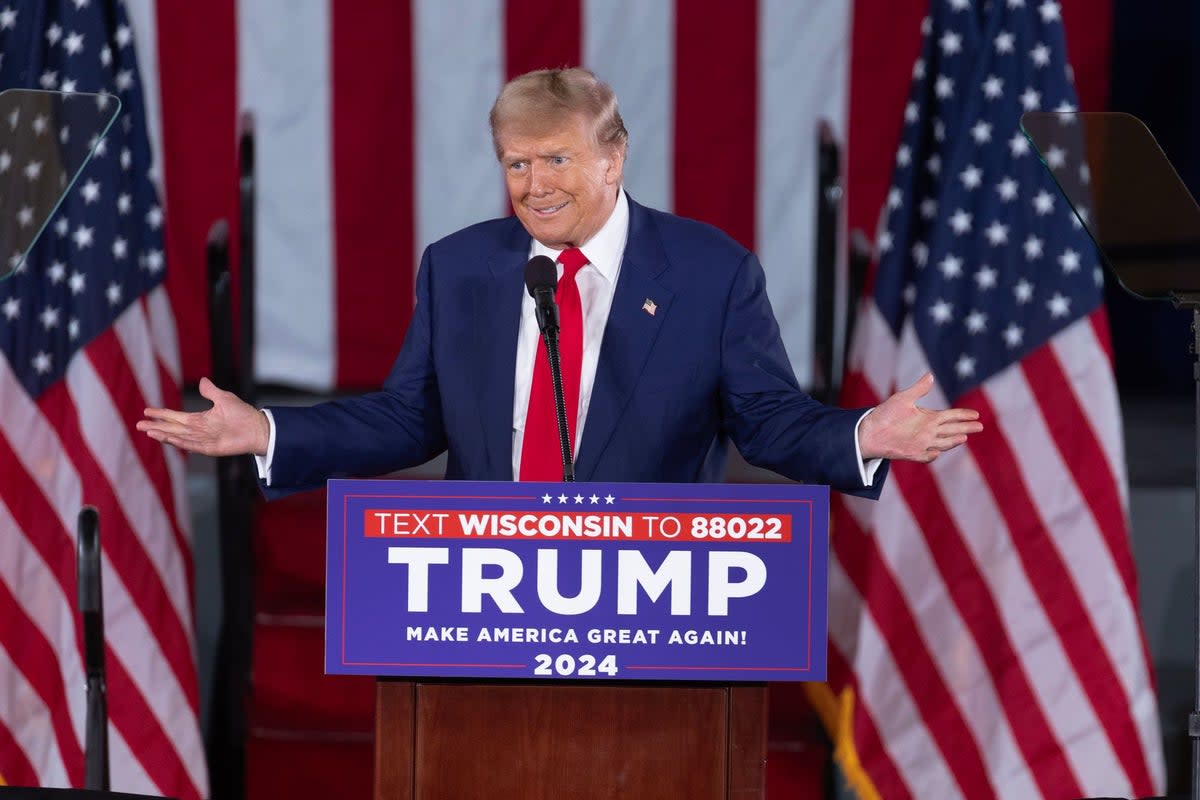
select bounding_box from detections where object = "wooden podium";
[373,679,767,799]
[325,479,828,800]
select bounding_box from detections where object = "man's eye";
[509,161,527,171]
[550,156,567,166]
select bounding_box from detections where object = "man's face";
[498,113,623,250]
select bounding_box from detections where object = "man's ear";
[604,146,626,186]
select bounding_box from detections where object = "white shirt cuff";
[854,409,884,487]
[253,408,277,485]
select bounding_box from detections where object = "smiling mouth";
[530,202,567,217]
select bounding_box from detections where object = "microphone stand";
[77,506,109,791]
[540,323,576,483]
[529,254,576,483]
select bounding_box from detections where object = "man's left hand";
[858,372,983,463]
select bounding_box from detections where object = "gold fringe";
[804,683,881,800]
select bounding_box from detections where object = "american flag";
[820,0,1164,798]
[0,1,205,797]
[120,0,1109,397]
[132,0,856,391]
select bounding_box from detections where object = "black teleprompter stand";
[1023,109,1200,799]
[1185,300,1200,800]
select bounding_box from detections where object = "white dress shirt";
[258,188,880,486]
[510,190,629,478]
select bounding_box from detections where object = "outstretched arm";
[857,372,982,463]
[137,377,270,457]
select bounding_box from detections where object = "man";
[139,68,980,493]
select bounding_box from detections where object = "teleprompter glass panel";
[1021,111,1200,303]
[0,88,120,281]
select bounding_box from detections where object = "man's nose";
[528,164,552,196]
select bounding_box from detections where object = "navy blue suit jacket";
[266,198,886,497]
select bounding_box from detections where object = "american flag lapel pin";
[642,298,657,316]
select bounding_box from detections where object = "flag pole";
[77,506,109,791]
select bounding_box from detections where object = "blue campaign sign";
[325,480,828,682]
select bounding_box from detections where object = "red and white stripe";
[0,287,205,798]
[138,0,851,391]
[828,302,1163,799]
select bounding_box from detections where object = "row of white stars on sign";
[541,494,616,505]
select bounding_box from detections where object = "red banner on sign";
[362,510,793,543]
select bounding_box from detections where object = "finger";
[933,421,984,438]
[898,372,935,401]
[927,434,968,452]
[198,377,227,403]
[142,407,196,425]
[138,417,203,440]
[919,448,940,463]
[935,407,981,422]
[137,419,172,435]
[153,433,201,454]
[152,431,216,455]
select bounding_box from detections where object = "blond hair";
[489,67,628,158]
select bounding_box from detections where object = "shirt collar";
[529,188,629,283]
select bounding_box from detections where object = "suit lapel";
[575,200,674,480]
[475,222,530,479]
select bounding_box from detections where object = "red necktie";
[519,247,588,481]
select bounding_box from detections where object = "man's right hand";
[137,377,270,457]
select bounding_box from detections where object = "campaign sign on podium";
[325,479,828,682]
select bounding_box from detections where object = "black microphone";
[524,254,559,334]
[522,255,575,482]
